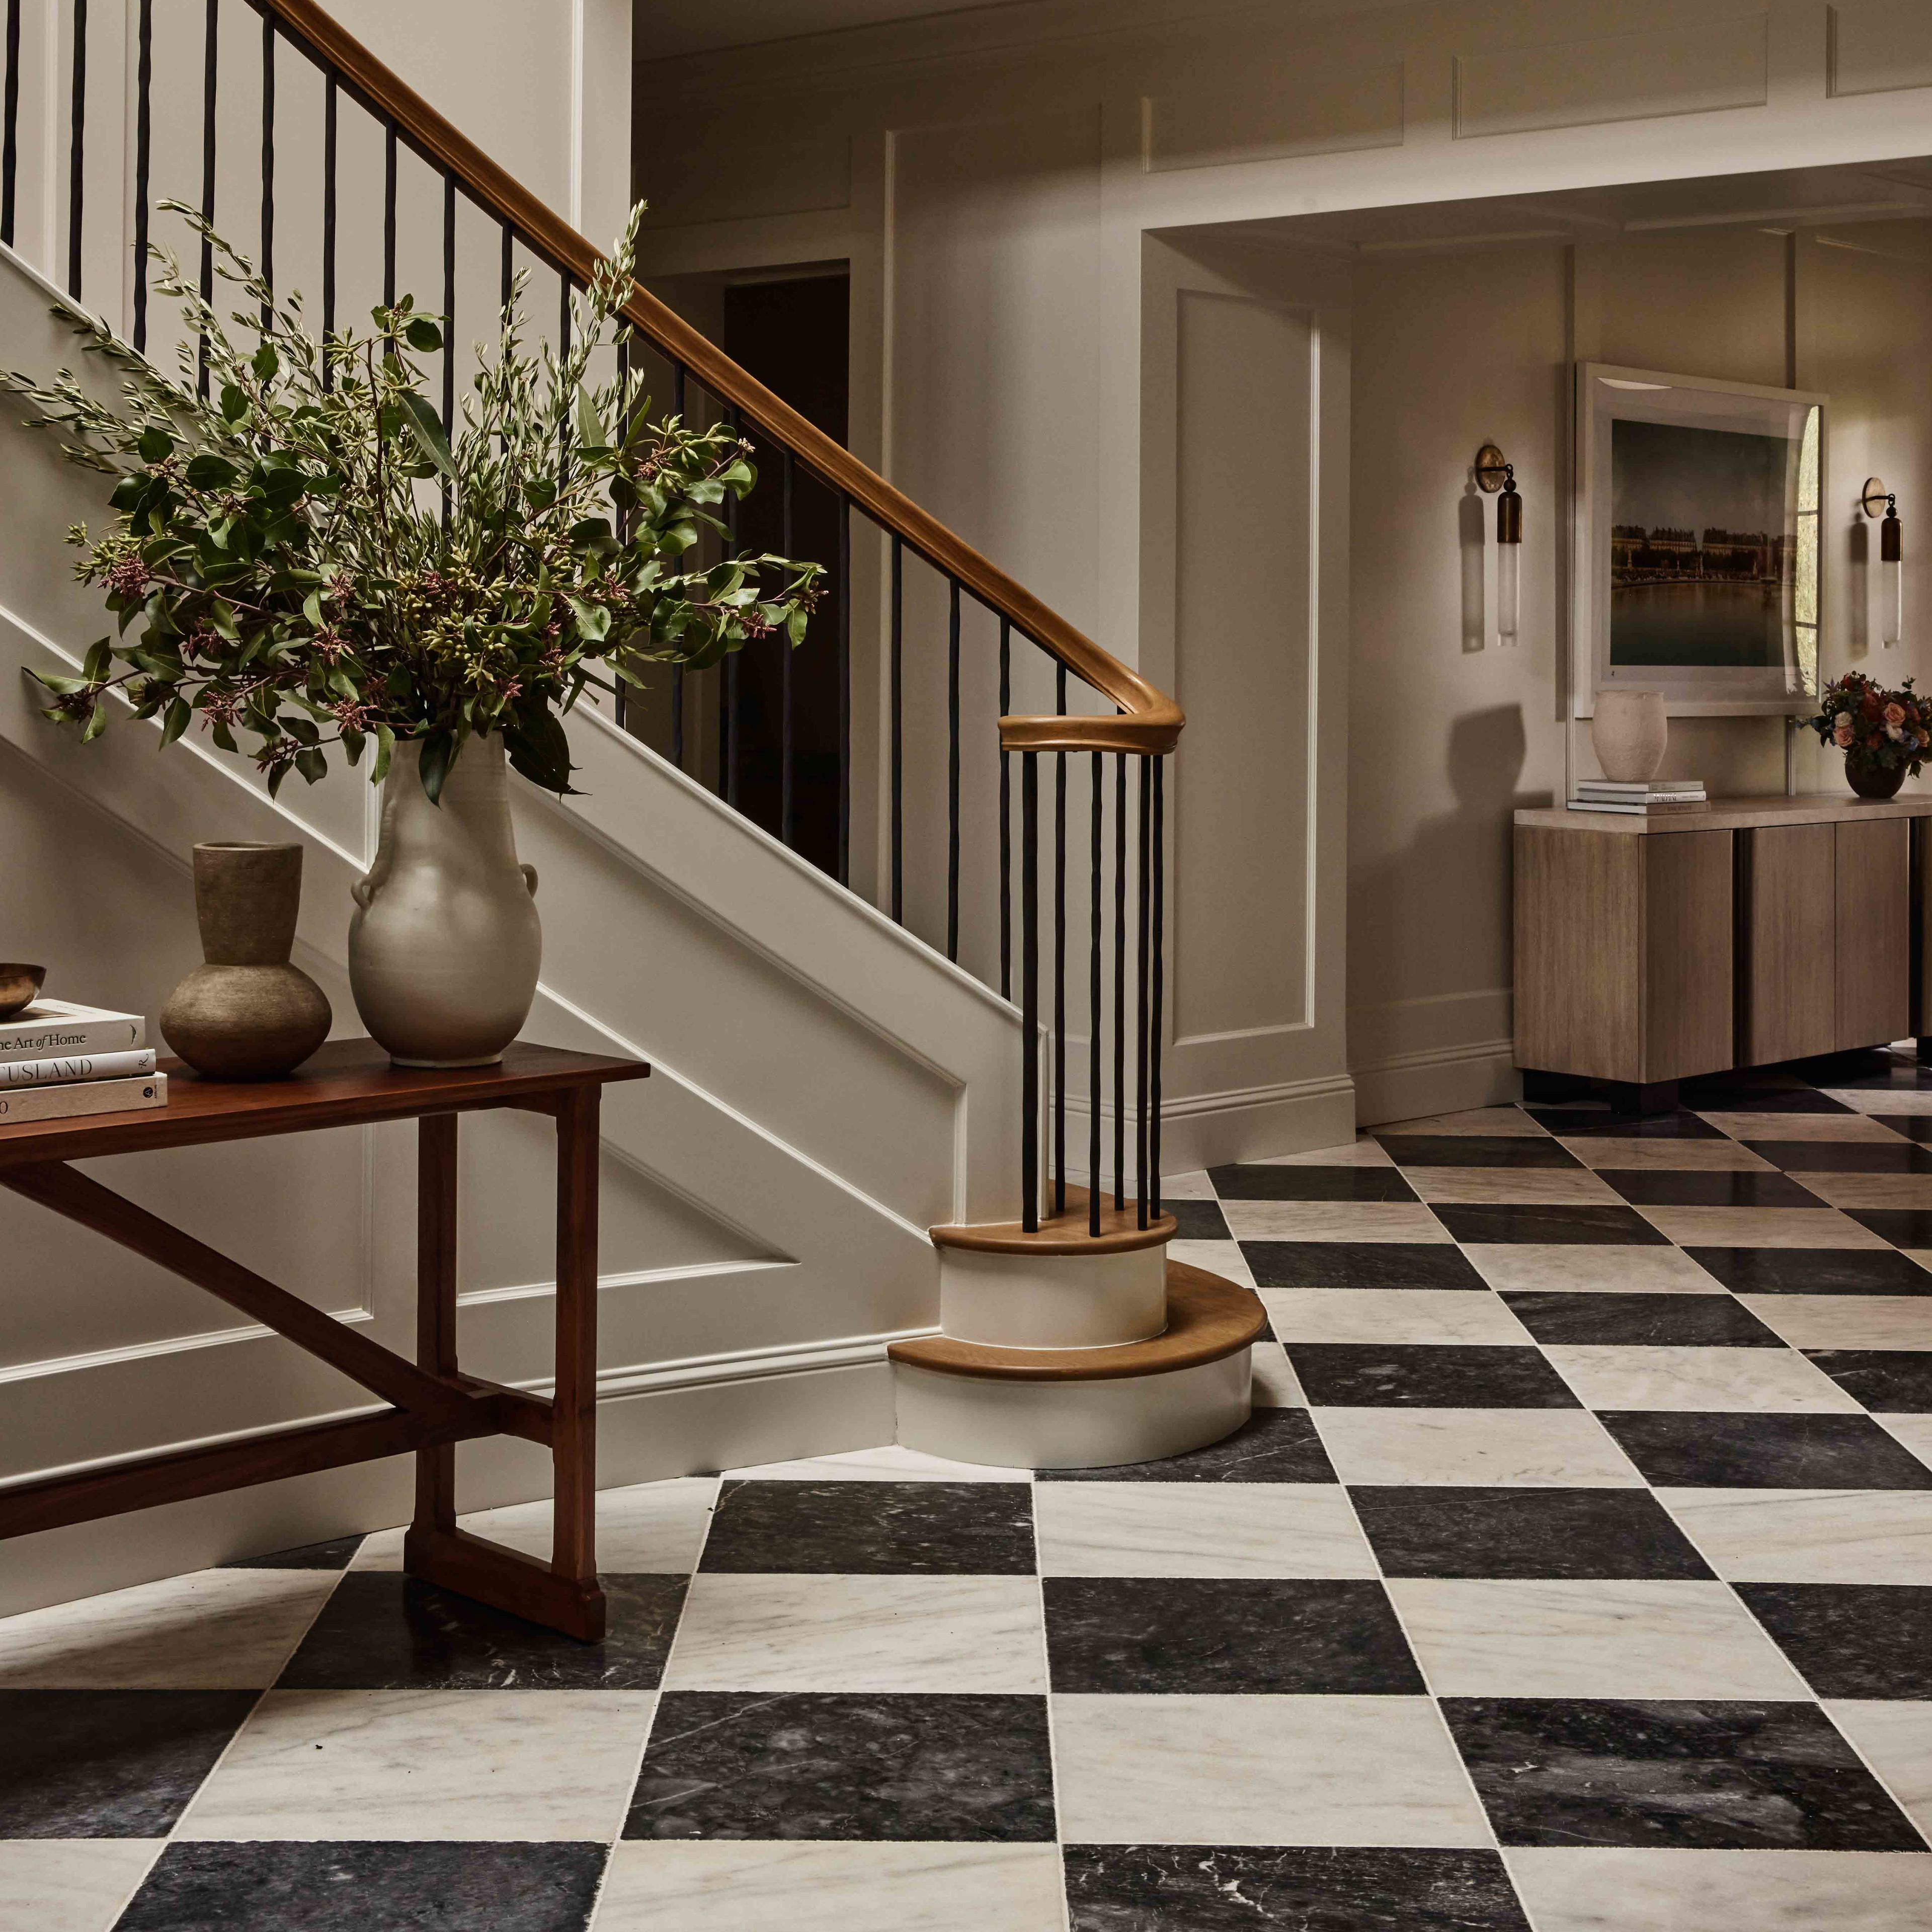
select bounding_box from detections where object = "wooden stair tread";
[930,1183,1176,1256]
[888,1262,1262,1382]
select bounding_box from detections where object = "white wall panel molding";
[1351,1035,1519,1126]
[1143,60,1404,174]
[1827,3,1932,100]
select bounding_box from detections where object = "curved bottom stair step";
[890,1263,1263,1470]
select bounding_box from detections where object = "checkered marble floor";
[8,1052,1932,1929]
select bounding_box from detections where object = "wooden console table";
[1514,793,1932,1110]
[0,1040,648,1640]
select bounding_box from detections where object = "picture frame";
[1573,361,1826,716]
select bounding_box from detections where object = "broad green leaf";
[159,696,192,747]
[395,391,454,477]
[136,426,174,463]
[419,730,454,804]
[83,638,113,682]
[404,316,442,353]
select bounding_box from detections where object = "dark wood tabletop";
[0,1038,649,1167]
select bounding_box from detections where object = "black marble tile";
[1062,1846,1533,1931]
[1805,1349,1932,1411]
[699,1480,1036,1573]
[1042,1578,1423,1694]
[275,1574,685,1689]
[1241,1242,1490,1291]
[1430,1203,1670,1246]
[1683,1246,1932,1295]
[1374,1136,1580,1169]
[1598,1411,1932,1489]
[1681,1084,1855,1114]
[1501,1292,1785,1347]
[1038,1407,1336,1483]
[1166,1198,1232,1239]
[1528,1108,1724,1139]
[117,1840,608,1931]
[1742,1140,1932,1173]
[1209,1164,1418,1202]
[0,1689,257,1837]
[1845,1208,1932,1249]
[1439,1697,1923,1850]
[1799,1052,1932,1092]
[1737,1584,1932,1699]
[1599,1168,1826,1208]
[625,1691,1055,1840]
[219,1535,365,1570]
[1351,1488,1714,1580]
[1286,1343,1581,1408]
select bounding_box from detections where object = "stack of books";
[1569,779,1709,817]
[0,1000,165,1123]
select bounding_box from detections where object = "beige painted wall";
[1347,219,1932,1119]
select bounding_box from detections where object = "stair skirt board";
[937,1243,1169,1349]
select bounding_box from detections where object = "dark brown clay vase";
[1845,755,1908,800]
[161,843,332,1079]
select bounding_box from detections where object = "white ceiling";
[632,0,1020,63]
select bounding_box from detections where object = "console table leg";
[550,1086,605,1638]
[1919,1037,1932,1068]
[414,1112,460,1538]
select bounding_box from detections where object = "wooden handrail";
[259,0,1181,757]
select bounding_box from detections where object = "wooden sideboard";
[1513,793,1932,1110]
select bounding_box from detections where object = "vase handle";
[520,863,539,899]
[351,873,375,910]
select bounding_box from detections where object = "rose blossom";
[1885,702,1906,726]
[1835,723,1855,747]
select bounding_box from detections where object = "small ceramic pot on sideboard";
[1591,689,1669,783]
[349,735,541,1068]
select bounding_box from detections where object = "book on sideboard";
[0,1000,144,1064]
[1576,779,1706,794]
[0,1071,168,1124]
[0,1047,158,1089]
[1567,797,1710,816]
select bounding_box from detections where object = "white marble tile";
[1218,1201,1451,1242]
[1380,1108,1549,1137]
[663,1575,1043,1693]
[1635,1205,1892,1249]
[1505,1847,1932,1932]
[1658,1489,1932,1584]
[352,1476,719,1573]
[1388,1579,1808,1698]
[1695,1111,1906,1142]
[1161,1169,1218,1198]
[1461,1245,1726,1294]
[1740,1295,1932,1350]
[1826,1702,1932,1837]
[1033,1482,1377,1578]
[1819,1088,1932,1115]
[1312,1408,1644,1487]
[1560,1136,1777,1172]
[1259,1288,1532,1345]
[1881,1414,1932,1470]
[176,1687,653,1840]
[0,1568,336,1688]
[1543,1344,1863,1413]
[1248,1340,1306,1407]
[594,1841,1067,1931]
[1250,1136,1396,1166]
[1789,1171,1932,1209]
[719,1445,1032,1483]
[0,1841,162,1932]
[1169,1238,1256,1287]
[1051,1694,1489,1845]
[1406,1167,1625,1205]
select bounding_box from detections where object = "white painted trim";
[1352,1035,1520,1126]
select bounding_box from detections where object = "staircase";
[0,0,1261,1484]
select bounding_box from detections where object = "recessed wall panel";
[1829,2,1932,98]
[1145,61,1403,174]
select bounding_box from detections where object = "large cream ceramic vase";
[349,736,541,1067]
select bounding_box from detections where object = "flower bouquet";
[1804,671,1927,799]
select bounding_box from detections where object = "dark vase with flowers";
[1805,671,1926,802]
[1845,755,1908,800]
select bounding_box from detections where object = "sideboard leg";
[413,1112,460,1539]
[1918,1037,1932,1067]
[549,1086,606,1641]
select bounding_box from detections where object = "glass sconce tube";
[1883,502,1903,650]
[1496,470,1521,646]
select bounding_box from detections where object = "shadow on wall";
[1460,486,1486,654]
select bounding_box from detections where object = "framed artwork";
[1574,362,1825,715]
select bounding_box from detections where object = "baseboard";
[0,1338,909,1618]
[1065,1072,1356,1181]
[1351,1036,1519,1127]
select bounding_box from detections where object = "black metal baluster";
[721,404,740,809]
[889,536,904,918]
[780,447,795,846]
[557,274,573,476]
[440,171,454,523]
[946,579,960,963]
[66,0,85,300]
[381,122,395,310]
[131,0,152,351]
[1020,752,1039,1234]
[1151,754,1165,1218]
[1112,749,1126,1210]
[837,496,850,884]
[198,0,216,396]
[670,363,687,769]
[1053,664,1068,1216]
[998,619,1011,1000]
[1089,752,1103,1237]
[257,9,272,327]
[1,0,20,248]
[500,219,511,315]
[1136,755,1151,1228]
[320,73,335,385]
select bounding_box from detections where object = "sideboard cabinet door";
[1739,823,1836,1066]
[1836,817,1910,1052]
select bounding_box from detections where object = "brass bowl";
[0,963,46,1019]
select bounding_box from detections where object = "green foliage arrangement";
[2,202,821,800]
[1804,669,1928,778]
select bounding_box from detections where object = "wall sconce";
[1863,478,1903,649]
[1476,444,1521,646]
